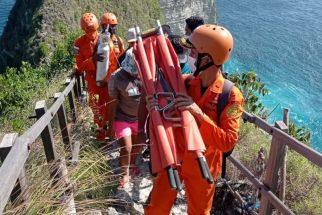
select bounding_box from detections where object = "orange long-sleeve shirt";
[186,73,244,176]
[145,73,244,215]
[74,34,99,79]
[74,33,109,141]
[75,33,124,82]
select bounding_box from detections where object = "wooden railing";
[1,73,322,214]
[0,74,84,214]
[228,112,322,215]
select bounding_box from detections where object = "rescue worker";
[74,13,109,141]
[108,48,142,188]
[143,24,244,215]
[100,12,125,81]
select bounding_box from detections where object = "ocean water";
[0,0,15,35]
[217,0,322,151]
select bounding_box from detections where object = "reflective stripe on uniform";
[73,46,80,55]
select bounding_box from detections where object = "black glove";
[92,52,104,63]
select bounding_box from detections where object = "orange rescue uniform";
[74,34,109,140]
[144,73,244,215]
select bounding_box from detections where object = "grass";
[3,106,121,214]
[71,0,164,40]
[228,122,322,215]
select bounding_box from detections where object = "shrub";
[229,71,269,116]
[288,122,311,145]
[0,31,80,131]
[39,42,49,57]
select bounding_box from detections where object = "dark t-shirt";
[108,69,141,122]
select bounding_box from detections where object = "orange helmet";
[80,13,99,32]
[189,24,233,66]
[101,13,118,25]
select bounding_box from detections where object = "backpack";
[164,75,236,179]
[217,79,235,179]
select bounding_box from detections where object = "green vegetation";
[0,1,164,213]
[229,71,320,214]
[234,122,322,214]
[39,42,49,57]
[229,71,312,145]
[289,122,311,145]
[0,0,45,71]
[0,30,79,132]
[52,20,69,34]
[0,0,164,133]
[229,71,269,116]
[286,149,322,214]
[4,107,117,214]
[0,0,164,72]
[73,0,164,39]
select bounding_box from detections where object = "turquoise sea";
[0,0,15,35]
[217,0,322,151]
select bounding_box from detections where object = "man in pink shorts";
[108,47,142,188]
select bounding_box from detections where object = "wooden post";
[0,133,30,204]
[34,100,63,183]
[278,108,289,215]
[35,100,58,162]
[0,137,30,213]
[54,93,72,153]
[76,74,82,102]
[283,108,289,126]
[260,121,288,215]
[71,141,81,167]
[72,77,79,101]
[65,78,76,123]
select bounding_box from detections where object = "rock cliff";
[158,0,217,34]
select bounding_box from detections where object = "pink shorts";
[114,121,139,139]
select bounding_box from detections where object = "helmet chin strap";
[193,60,221,77]
[193,53,222,77]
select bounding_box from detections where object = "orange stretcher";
[133,21,213,190]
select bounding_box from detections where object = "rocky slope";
[105,141,188,215]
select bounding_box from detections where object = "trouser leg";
[144,170,178,215]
